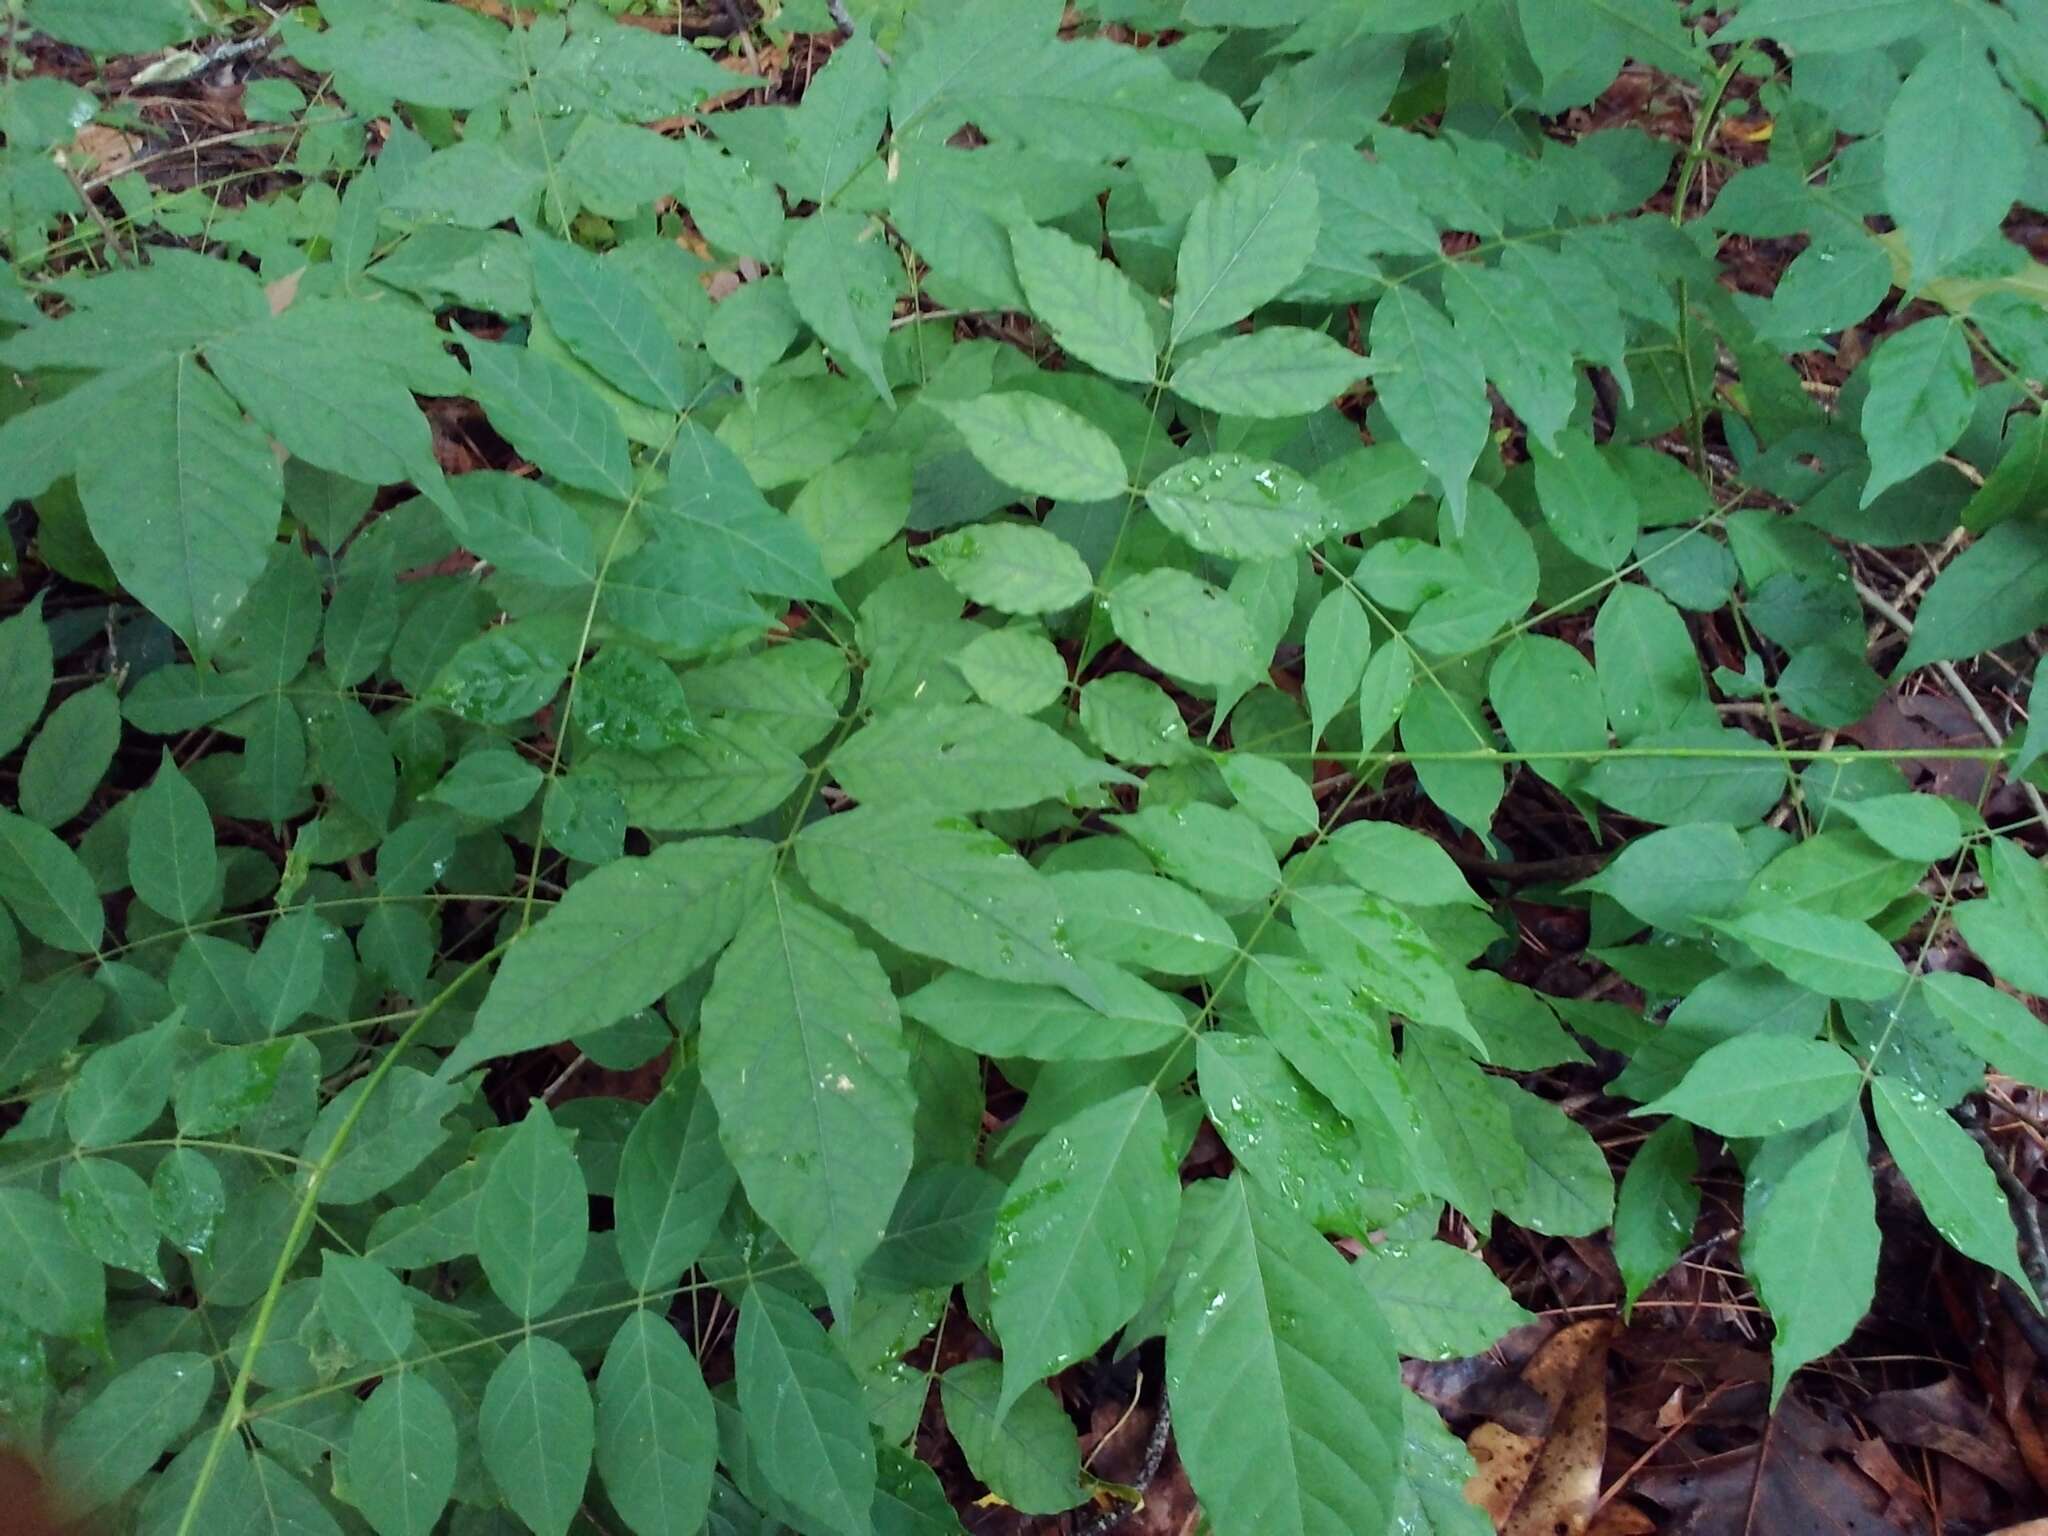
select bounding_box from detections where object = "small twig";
[541,1052,587,1104]
[1959,1102,2048,1305]
[1073,1401,1172,1536]
[80,121,300,192]
[1854,578,2048,827]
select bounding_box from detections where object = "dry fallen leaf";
[1464,1320,1613,1536]
[62,125,142,181]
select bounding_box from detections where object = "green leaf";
[785,210,899,406]
[347,1374,457,1536]
[1220,753,1319,839]
[0,592,53,760]
[443,472,598,589]
[27,0,203,50]
[1884,26,2025,284]
[1047,869,1238,976]
[736,1285,876,1536]
[1638,1035,1863,1137]
[320,1252,414,1366]
[1009,221,1158,385]
[1198,1033,1379,1238]
[1576,823,1751,936]
[0,809,103,953]
[205,305,449,501]
[832,704,1127,814]
[1370,288,1488,527]
[905,962,1187,1060]
[596,1310,717,1536]
[1106,569,1262,690]
[574,644,701,754]
[1872,1077,2035,1301]
[445,838,771,1079]
[1168,328,1369,419]
[1144,452,1332,560]
[0,1187,104,1338]
[51,1354,213,1514]
[1742,1120,1878,1407]
[1517,0,1700,93]
[1109,801,1281,901]
[1859,317,1976,509]
[921,523,1095,615]
[1613,1118,1699,1314]
[783,34,888,204]
[462,334,635,501]
[955,626,1069,714]
[791,452,912,579]
[76,355,282,655]
[1836,793,1963,862]
[128,752,220,925]
[248,908,335,1035]
[59,1157,163,1287]
[990,1085,1178,1411]
[939,1360,1084,1516]
[1594,583,1707,741]
[1357,1239,1535,1361]
[1166,1176,1402,1536]
[1711,909,1906,1000]
[19,679,118,827]
[69,1016,186,1147]
[797,805,1098,1002]
[527,227,690,411]
[1923,972,2048,1084]
[1487,633,1607,794]
[1441,263,1575,455]
[1171,157,1320,345]
[1900,518,2048,671]
[1357,641,1414,749]
[615,1068,734,1295]
[1325,821,1482,910]
[480,1336,596,1536]
[477,1102,588,1321]
[1492,1078,1615,1237]
[702,886,914,1310]
[1586,727,1788,826]
[929,394,1128,503]
[1715,0,1932,50]
[653,424,837,602]
[1289,884,1477,1049]
[427,748,543,822]
[1532,434,1636,569]
[1399,686,1504,833]
[1305,588,1371,748]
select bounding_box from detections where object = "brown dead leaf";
[1462,1321,1612,1536]
[1631,1396,1917,1536]
[63,125,142,181]
[265,268,304,316]
[1862,1379,2029,1497]
[1585,1504,1657,1536]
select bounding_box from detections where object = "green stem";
[172,942,509,1536]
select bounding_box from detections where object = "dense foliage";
[3,0,2048,1532]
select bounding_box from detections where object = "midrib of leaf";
[1174,167,1300,343]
